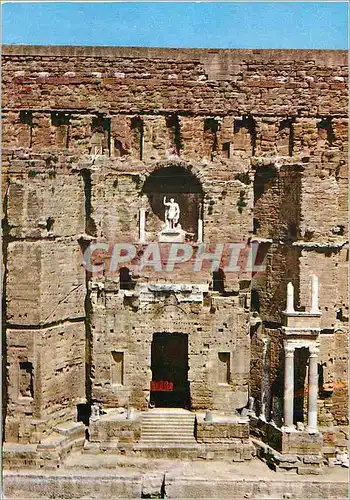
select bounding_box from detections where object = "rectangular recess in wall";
[19,361,34,398]
[222,141,231,159]
[131,116,143,160]
[19,110,33,126]
[51,112,70,148]
[19,110,33,148]
[218,352,230,384]
[111,351,124,385]
[91,114,111,155]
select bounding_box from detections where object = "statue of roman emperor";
[163,196,180,229]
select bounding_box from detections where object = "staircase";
[140,409,196,446]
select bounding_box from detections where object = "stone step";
[142,415,194,417]
[54,422,85,441]
[141,421,194,425]
[134,442,200,450]
[142,423,194,427]
[141,432,194,440]
[142,424,194,432]
[2,443,38,469]
[141,417,195,423]
[141,417,195,422]
[141,416,195,420]
[134,443,199,459]
[143,426,194,430]
[142,412,194,416]
[141,414,195,420]
[142,438,195,443]
[142,410,194,416]
[140,411,195,445]
[141,439,196,445]
[141,431,195,436]
[141,434,195,440]
[142,420,194,424]
[141,430,194,436]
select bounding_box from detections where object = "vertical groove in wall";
[1,187,10,440]
[248,115,257,156]
[174,114,182,155]
[288,119,295,156]
[84,291,93,408]
[79,169,95,411]
[80,169,97,237]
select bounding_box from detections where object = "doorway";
[150,333,190,408]
[294,347,309,424]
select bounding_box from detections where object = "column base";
[281,425,296,433]
[306,426,319,434]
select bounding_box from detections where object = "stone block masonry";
[1,45,348,470]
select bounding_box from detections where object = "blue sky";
[2,2,348,49]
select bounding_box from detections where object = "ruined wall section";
[294,114,348,426]
[252,161,302,324]
[2,47,347,117]
[3,159,86,443]
[1,46,348,433]
[250,324,284,424]
[89,285,250,412]
[78,156,253,293]
[4,47,345,329]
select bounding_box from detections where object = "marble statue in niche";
[163,196,180,229]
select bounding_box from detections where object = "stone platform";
[2,422,86,469]
[250,416,326,473]
[86,408,253,461]
[3,454,348,499]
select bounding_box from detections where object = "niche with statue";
[140,165,203,243]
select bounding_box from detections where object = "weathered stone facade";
[1,45,348,470]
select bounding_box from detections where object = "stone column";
[197,218,203,243]
[110,137,115,157]
[260,338,270,421]
[286,282,295,313]
[139,208,146,243]
[307,345,319,433]
[283,343,295,430]
[310,274,320,314]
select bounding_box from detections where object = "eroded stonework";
[1,45,348,473]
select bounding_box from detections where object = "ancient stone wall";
[89,285,250,412]
[2,46,348,443]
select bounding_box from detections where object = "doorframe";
[149,332,190,408]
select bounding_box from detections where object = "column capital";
[309,345,320,357]
[284,343,295,356]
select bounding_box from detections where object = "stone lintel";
[292,240,348,249]
[147,283,209,293]
[282,311,322,318]
[251,156,304,169]
[282,313,322,329]
[283,337,320,351]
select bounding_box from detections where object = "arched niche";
[142,165,203,240]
